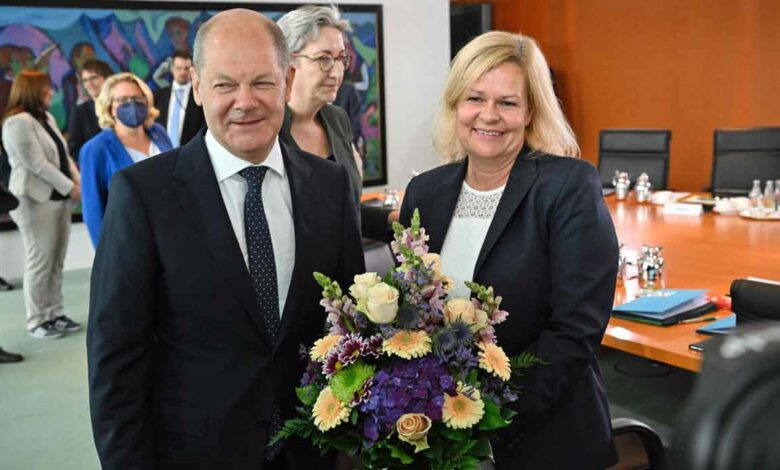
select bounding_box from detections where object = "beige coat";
[3,111,79,202]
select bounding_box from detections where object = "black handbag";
[731,278,780,324]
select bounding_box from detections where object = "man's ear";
[191,68,203,106]
[284,66,295,104]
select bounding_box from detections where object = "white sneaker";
[28,321,64,339]
[52,315,82,333]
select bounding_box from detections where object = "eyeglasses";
[112,96,147,105]
[292,52,351,72]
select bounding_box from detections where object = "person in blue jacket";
[80,73,172,246]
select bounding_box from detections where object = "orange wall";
[455,0,780,191]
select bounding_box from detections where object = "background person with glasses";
[66,59,113,163]
[79,72,171,246]
[278,5,398,242]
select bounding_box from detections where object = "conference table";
[363,191,780,372]
[603,194,780,372]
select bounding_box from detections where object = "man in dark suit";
[154,50,206,148]
[66,59,112,163]
[87,9,364,470]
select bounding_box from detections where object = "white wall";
[0,0,450,281]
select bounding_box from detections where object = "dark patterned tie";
[239,166,283,462]
[240,166,281,337]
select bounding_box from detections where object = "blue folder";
[696,314,736,335]
[613,289,708,315]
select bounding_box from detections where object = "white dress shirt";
[440,182,505,298]
[205,130,296,318]
[166,81,191,142]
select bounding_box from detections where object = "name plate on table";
[663,202,703,216]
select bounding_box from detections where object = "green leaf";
[295,385,319,407]
[387,443,414,465]
[330,362,376,403]
[471,435,493,459]
[350,407,359,426]
[466,368,478,385]
[268,418,312,446]
[478,399,512,431]
[440,426,469,442]
[459,456,481,470]
[510,352,548,374]
[501,408,518,421]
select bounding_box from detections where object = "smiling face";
[192,18,292,163]
[291,26,346,107]
[455,61,532,165]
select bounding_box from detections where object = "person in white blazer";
[2,69,82,339]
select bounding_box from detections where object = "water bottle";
[774,180,780,212]
[748,180,762,209]
[764,180,775,211]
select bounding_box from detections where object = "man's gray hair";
[276,5,352,54]
[193,10,291,74]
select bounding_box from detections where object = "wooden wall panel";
[452,0,780,191]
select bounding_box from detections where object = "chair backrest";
[598,130,671,190]
[730,278,780,324]
[610,417,667,470]
[711,127,780,196]
[671,324,780,470]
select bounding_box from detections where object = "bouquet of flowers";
[272,210,543,469]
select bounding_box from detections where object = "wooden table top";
[603,194,780,371]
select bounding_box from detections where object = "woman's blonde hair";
[433,31,579,161]
[95,72,159,129]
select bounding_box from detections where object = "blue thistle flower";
[395,303,420,330]
[450,321,473,346]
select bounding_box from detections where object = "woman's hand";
[70,182,82,201]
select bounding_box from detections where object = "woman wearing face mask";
[277,5,397,242]
[2,69,82,339]
[79,72,171,247]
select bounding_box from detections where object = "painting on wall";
[0,0,387,230]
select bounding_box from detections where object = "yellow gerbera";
[312,386,351,431]
[310,334,342,361]
[442,382,485,429]
[477,342,511,381]
[383,330,432,359]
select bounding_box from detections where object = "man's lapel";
[273,144,315,354]
[172,132,274,350]
[473,146,538,277]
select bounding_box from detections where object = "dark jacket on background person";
[154,86,206,147]
[400,146,620,470]
[67,99,101,163]
[280,104,392,241]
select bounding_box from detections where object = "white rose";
[420,253,442,274]
[443,298,476,325]
[471,309,490,333]
[349,272,381,301]
[364,282,400,324]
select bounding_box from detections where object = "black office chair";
[671,323,780,470]
[711,127,780,196]
[610,417,667,470]
[598,130,671,190]
[730,278,780,324]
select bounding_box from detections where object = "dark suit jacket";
[66,99,101,163]
[154,86,206,146]
[87,131,364,469]
[280,104,392,241]
[400,146,619,470]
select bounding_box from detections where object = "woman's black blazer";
[400,146,620,470]
[280,104,392,241]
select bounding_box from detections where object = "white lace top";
[440,181,505,298]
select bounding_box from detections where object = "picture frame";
[0,0,387,230]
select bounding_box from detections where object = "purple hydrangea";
[359,355,455,440]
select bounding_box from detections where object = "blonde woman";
[399,31,619,469]
[2,70,82,339]
[79,72,171,246]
